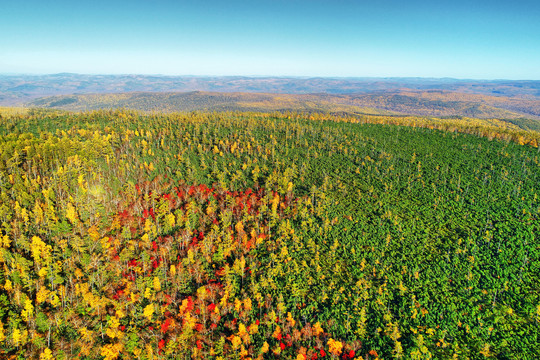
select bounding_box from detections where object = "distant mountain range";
[2,74,540,127]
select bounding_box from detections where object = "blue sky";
[1,0,539,79]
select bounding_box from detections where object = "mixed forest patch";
[0,110,539,359]
[24,90,540,124]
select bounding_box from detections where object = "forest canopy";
[0,109,538,359]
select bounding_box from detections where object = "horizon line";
[1,72,539,82]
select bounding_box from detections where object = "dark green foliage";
[0,109,538,358]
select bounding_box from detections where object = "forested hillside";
[2,74,540,123]
[26,90,540,126]
[0,109,538,359]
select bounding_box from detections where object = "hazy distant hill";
[2,73,540,103]
[3,73,540,129]
[27,90,540,130]
[27,91,396,116]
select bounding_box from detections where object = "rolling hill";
[27,90,540,131]
[2,74,539,130]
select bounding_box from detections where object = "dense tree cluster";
[0,109,538,359]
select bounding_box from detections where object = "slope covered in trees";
[0,110,539,359]
[26,90,540,127]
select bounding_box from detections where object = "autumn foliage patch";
[0,110,538,359]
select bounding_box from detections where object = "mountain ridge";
[26,90,540,130]
[2,73,539,129]
[2,73,540,104]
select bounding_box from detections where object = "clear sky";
[1,0,539,79]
